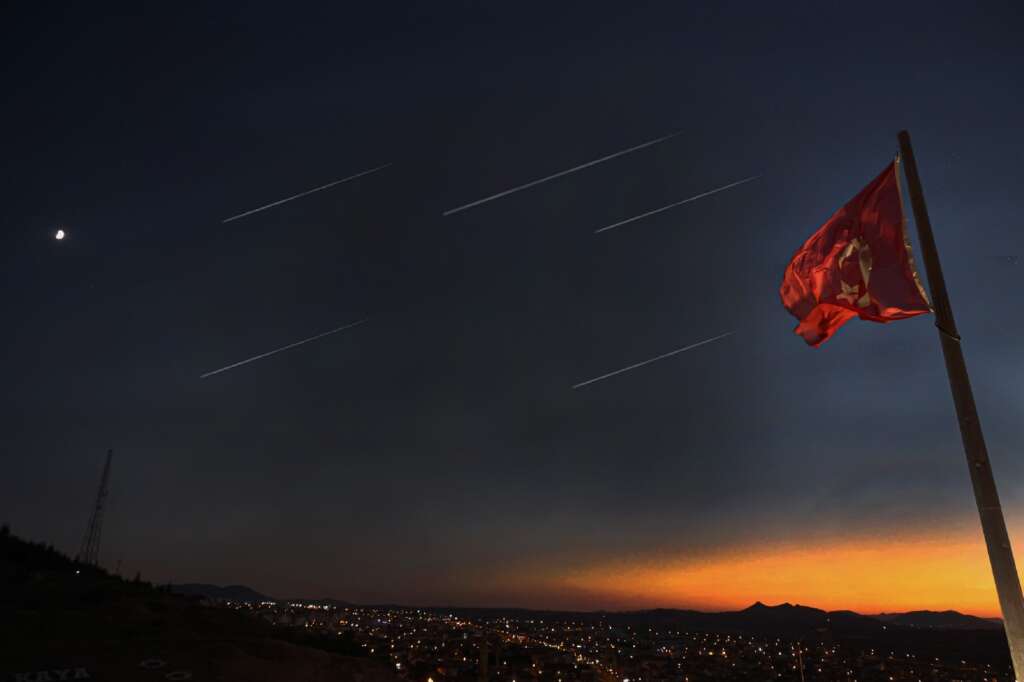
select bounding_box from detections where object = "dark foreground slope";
[0,527,397,682]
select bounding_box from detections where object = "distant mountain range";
[874,609,1002,630]
[170,585,1001,634]
[167,585,1009,665]
[432,602,884,639]
[431,602,1009,664]
[171,583,272,603]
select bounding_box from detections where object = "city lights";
[204,601,1010,682]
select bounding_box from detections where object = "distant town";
[2,526,1016,682]
[217,598,1012,682]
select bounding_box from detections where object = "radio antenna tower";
[77,449,113,566]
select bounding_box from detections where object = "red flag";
[780,160,931,346]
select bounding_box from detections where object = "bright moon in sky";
[55,229,65,240]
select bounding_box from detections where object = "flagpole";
[898,129,1024,680]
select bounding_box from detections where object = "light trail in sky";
[201,319,367,379]
[594,175,761,233]
[222,164,392,223]
[443,131,682,216]
[572,331,733,389]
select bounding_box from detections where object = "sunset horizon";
[6,2,1022,679]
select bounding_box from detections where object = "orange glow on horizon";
[522,529,1010,618]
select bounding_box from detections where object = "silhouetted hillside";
[434,602,1011,667]
[432,602,882,638]
[172,583,272,603]
[624,601,886,638]
[432,601,998,637]
[0,526,397,682]
[876,610,1003,630]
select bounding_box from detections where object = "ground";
[0,527,398,682]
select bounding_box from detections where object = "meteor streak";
[200,319,367,379]
[222,164,392,223]
[443,131,682,216]
[594,176,761,233]
[572,331,733,389]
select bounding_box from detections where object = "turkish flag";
[780,161,931,347]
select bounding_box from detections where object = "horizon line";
[165,586,1003,620]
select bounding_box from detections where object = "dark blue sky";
[2,2,1023,609]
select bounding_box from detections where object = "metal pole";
[78,448,113,566]
[898,130,1024,680]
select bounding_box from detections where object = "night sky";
[3,2,1023,615]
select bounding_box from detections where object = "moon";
[55,229,65,240]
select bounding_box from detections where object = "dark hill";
[875,610,1003,630]
[0,526,397,682]
[602,601,886,638]
[439,602,883,639]
[171,583,272,603]
[433,603,1010,666]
